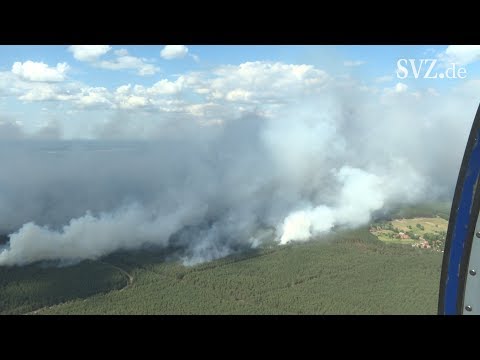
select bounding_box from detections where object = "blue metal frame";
[439,103,480,315]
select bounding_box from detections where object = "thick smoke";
[279,167,384,244]
[0,86,474,266]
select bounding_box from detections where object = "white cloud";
[97,50,158,76]
[395,82,408,93]
[110,79,186,110]
[147,78,184,95]
[185,103,216,117]
[115,84,132,95]
[225,89,252,102]
[1,60,333,126]
[161,45,189,60]
[195,88,210,95]
[198,61,330,103]
[68,45,112,62]
[0,69,94,106]
[440,45,480,65]
[113,84,152,109]
[10,79,80,102]
[114,48,129,57]
[12,61,69,82]
[68,46,157,76]
[117,95,149,110]
[0,72,16,96]
[343,60,365,67]
[381,82,410,97]
[381,82,441,100]
[1,60,334,125]
[19,85,61,101]
[75,87,112,109]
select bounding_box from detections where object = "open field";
[370,217,448,246]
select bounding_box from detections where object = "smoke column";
[0,87,474,266]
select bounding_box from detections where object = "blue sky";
[1,45,473,85]
[0,45,479,138]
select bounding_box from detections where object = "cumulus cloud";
[11,61,69,82]
[97,49,158,76]
[117,95,149,110]
[19,84,73,102]
[441,45,480,65]
[147,78,184,95]
[114,49,128,57]
[68,46,158,76]
[0,69,76,104]
[225,89,252,102]
[68,45,112,62]
[382,82,409,96]
[190,61,330,105]
[2,60,333,118]
[394,82,408,93]
[113,84,150,110]
[161,45,189,60]
[75,87,112,109]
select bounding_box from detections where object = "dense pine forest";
[0,223,443,315]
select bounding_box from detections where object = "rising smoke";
[0,85,475,266]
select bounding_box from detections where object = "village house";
[420,240,431,249]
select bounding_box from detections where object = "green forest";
[0,224,443,315]
[389,201,451,221]
[0,260,125,314]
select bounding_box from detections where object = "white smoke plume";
[0,80,475,266]
[280,167,385,244]
[0,204,200,266]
